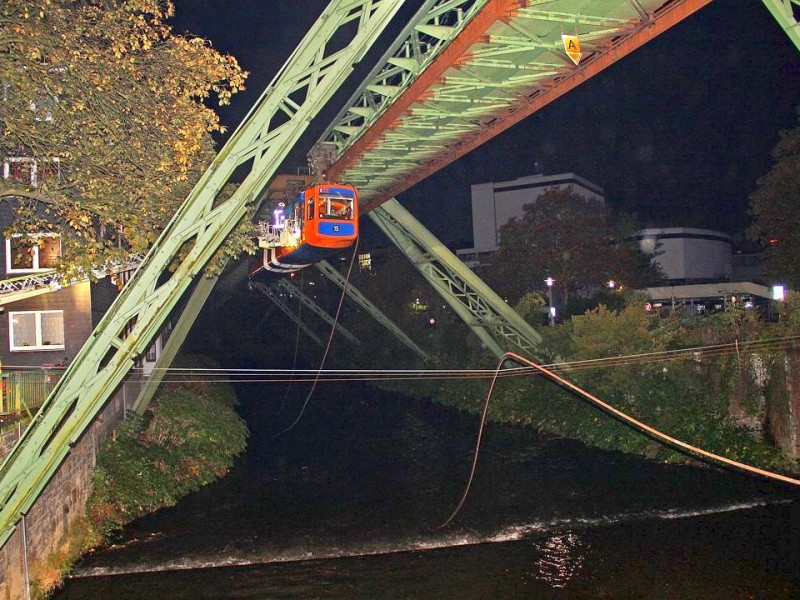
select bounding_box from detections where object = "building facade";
[456,172,604,267]
[636,227,733,284]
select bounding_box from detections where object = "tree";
[748,106,800,287]
[0,0,247,275]
[486,187,657,311]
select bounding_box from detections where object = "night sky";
[172,0,800,247]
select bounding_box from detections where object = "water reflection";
[533,532,586,588]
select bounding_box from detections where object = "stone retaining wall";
[0,378,144,600]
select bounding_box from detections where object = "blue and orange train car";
[251,182,359,279]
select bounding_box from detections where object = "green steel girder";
[250,281,326,348]
[369,199,542,359]
[0,0,406,549]
[315,260,429,360]
[762,0,800,51]
[130,274,220,416]
[275,278,362,347]
[318,0,495,165]
[321,0,689,206]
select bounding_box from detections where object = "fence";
[0,369,64,417]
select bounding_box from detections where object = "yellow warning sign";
[561,34,582,66]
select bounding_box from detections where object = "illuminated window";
[5,233,62,273]
[9,310,65,351]
[319,193,353,220]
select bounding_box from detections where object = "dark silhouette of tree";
[748,106,800,287]
[486,187,659,312]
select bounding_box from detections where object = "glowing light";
[773,285,786,301]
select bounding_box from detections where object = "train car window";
[307,196,314,221]
[320,194,353,220]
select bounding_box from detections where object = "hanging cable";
[125,333,800,385]
[277,270,305,417]
[440,350,800,528]
[274,236,360,437]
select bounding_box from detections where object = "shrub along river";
[55,381,799,599]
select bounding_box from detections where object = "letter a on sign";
[561,34,582,65]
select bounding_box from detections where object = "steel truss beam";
[0,0,405,549]
[250,281,326,348]
[0,254,143,305]
[323,0,712,209]
[276,278,361,347]
[762,0,800,51]
[369,199,542,359]
[315,260,429,360]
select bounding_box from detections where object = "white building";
[636,227,732,284]
[636,227,778,312]
[456,172,604,267]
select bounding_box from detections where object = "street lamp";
[545,277,555,327]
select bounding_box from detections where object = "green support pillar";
[315,260,429,360]
[0,0,406,549]
[369,198,543,360]
[130,274,220,415]
[276,279,362,347]
[251,281,326,348]
[762,0,800,52]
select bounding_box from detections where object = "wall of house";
[0,377,144,600]
[0,282,93,369]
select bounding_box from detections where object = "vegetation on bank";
[86,355,248,537]
[33,354,247,598]
[375,293,800,476]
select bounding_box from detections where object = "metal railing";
[0,369,64,417]
[0,254,144,304]
[256,219,301,248]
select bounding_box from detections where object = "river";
[54,382,799,599]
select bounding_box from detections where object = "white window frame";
[3,156,60,187]
[5,233,62,274]
[9,310,66,351]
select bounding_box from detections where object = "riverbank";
[36,354,248,599]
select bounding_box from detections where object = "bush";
[86,359,248,537]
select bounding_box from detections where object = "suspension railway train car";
[251,182,359,280]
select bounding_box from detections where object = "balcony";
[0,368,64,418]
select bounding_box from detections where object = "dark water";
[55,382,799,599]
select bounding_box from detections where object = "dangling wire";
[274,236,360,437]
[277,270,305,417]
[440,351,800,528]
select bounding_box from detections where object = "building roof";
[643,281,773,302]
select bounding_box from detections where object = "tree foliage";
[748,106,800,286]
[485,187,659,310]
[385,297,792,471]
[0,0,247,275]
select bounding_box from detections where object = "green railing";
[0,370,63,417]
